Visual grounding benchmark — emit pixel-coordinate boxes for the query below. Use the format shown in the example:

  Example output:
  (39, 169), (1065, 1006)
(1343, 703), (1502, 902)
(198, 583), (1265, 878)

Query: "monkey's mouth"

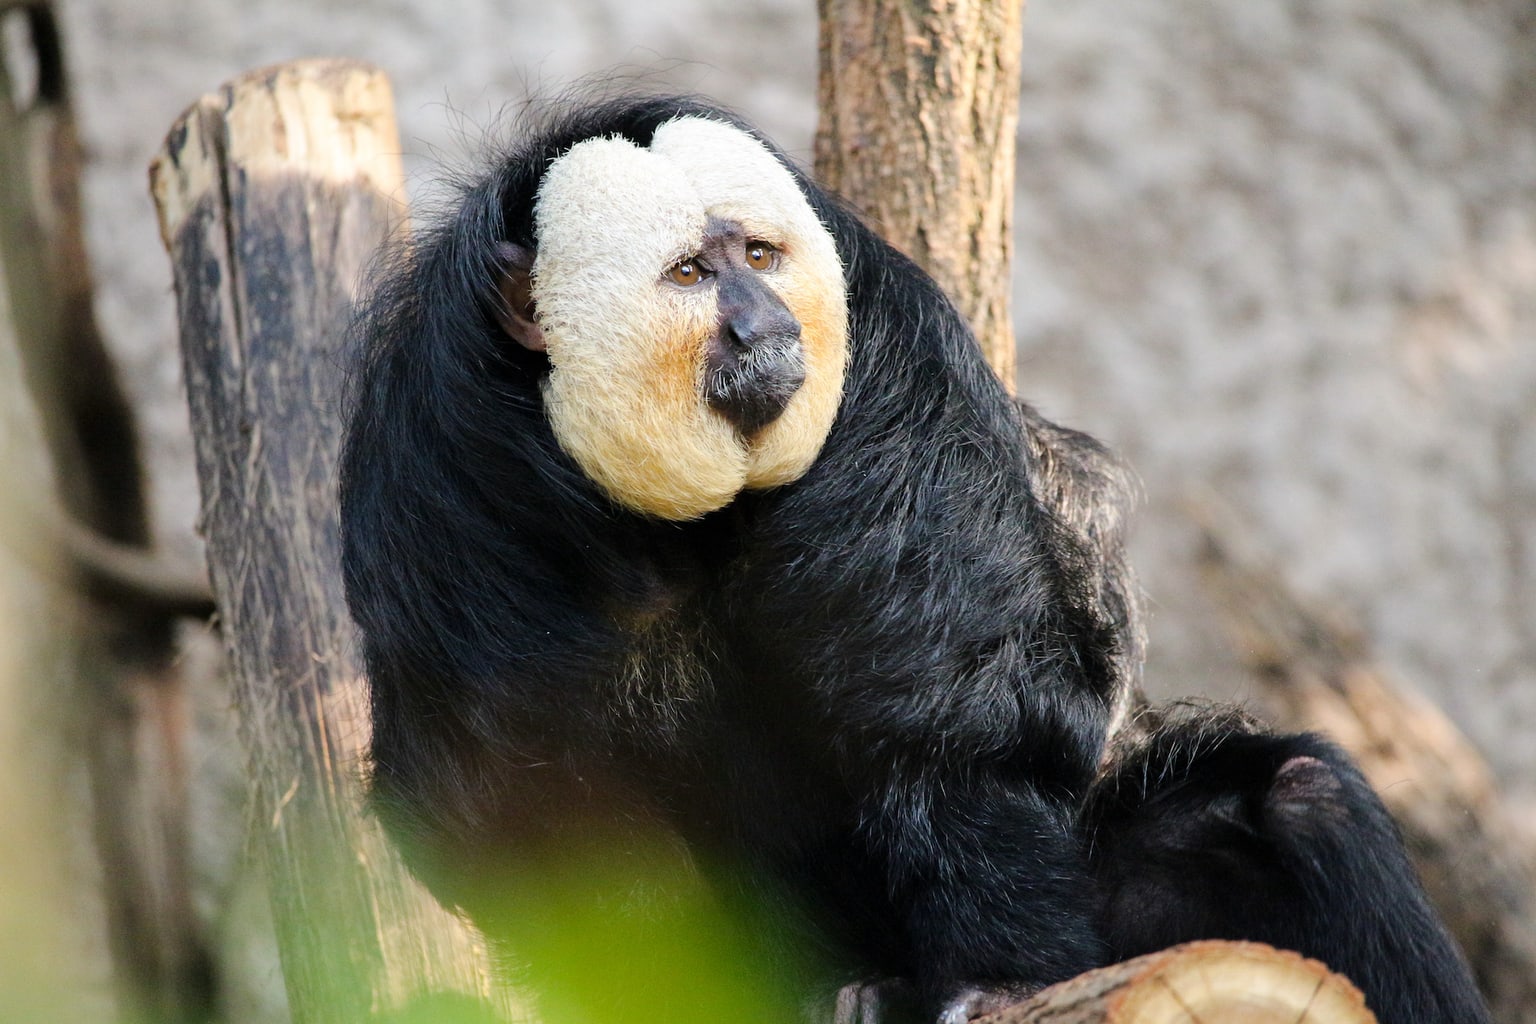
(704, 332), (806, 437)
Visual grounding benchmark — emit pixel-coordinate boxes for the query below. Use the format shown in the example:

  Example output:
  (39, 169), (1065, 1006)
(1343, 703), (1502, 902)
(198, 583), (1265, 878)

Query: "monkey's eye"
(667, 258), (710, 287)
(745, 240), (779, 271)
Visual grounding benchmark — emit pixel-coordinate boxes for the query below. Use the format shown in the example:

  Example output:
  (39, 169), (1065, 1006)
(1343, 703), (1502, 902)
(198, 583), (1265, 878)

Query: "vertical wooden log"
(149, 59), (516, 1022)
(0, 0), (149, 538)
(0, 189), (90, 1024)
(0, 3), (210, 1019)
(814, 0), (1025, 389)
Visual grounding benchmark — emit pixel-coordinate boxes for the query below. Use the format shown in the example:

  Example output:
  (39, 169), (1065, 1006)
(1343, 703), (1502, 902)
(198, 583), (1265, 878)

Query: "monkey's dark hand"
(934, 983), (1036, 1024)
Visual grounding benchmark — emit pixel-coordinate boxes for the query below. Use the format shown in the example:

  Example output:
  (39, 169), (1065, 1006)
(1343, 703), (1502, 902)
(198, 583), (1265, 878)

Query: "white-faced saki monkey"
(340, 94), (1489, 1024)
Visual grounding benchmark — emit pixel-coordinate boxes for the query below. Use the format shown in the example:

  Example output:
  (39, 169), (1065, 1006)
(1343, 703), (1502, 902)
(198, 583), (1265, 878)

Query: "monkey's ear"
(493, 242), (546, 352)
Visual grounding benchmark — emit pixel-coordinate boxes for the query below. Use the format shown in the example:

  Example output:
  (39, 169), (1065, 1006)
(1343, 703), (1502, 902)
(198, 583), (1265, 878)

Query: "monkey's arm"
(1085, 708), (1493, 1024)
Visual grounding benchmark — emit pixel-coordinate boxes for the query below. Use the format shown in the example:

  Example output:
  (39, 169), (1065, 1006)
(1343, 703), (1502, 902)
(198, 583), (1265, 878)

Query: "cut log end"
(982, 942), (1376, 1024)
(148, 57), (403, 250)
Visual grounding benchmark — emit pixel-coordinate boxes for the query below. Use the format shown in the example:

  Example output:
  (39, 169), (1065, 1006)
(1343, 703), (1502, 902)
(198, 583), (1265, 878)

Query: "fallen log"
(833, 941), (1375, 1024)
(983, 941), (1375, 1024)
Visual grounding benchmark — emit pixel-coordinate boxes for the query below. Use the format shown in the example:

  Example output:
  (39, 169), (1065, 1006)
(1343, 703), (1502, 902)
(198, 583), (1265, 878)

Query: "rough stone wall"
(1010, 1), (1536, 801)
(53, 0), (1533, 809)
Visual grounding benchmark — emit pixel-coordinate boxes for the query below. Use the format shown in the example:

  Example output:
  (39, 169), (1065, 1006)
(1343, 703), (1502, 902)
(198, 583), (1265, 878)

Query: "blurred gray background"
(55, 0), (1534, 805)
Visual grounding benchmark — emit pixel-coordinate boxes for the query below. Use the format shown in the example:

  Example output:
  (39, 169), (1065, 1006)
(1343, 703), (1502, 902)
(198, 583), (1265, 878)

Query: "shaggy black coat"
(1084, 708), (1493, 1024)
(340, 94), (1142, 1012)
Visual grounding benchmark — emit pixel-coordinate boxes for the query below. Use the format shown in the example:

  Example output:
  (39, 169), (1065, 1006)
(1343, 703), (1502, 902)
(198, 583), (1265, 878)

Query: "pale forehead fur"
(531, 117), (832, 281)
(531, 136), (704, 295)
(649, 118), (830, 249)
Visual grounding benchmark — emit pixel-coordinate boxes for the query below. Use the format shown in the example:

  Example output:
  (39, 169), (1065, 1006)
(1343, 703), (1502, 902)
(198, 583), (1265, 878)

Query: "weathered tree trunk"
(0, 2), (212, 1020)
(814, 0), (1024, 388)
(979, 942), (1375, 1024)
(0, 143), (96, 1024)
(149, 59), (516, 1023)
(1192, 501), (1536, 1024)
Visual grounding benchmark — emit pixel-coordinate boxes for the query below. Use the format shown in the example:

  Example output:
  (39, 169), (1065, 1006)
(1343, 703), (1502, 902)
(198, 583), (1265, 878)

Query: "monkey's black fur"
(339, 93), (1483, 1021)
(341, 94), (1141, 1011)
(1084, 708), (1492, 1024)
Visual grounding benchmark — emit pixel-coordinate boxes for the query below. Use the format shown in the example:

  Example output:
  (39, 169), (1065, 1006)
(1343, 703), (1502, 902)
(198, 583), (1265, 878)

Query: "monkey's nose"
(724, 305), (801, 352)
(705, 326), (805, 436)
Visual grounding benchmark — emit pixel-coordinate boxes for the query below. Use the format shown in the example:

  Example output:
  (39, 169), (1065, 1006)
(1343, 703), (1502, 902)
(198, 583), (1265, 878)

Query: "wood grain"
(814, 0), (1025, 388)
(150, 58), (518, 1023)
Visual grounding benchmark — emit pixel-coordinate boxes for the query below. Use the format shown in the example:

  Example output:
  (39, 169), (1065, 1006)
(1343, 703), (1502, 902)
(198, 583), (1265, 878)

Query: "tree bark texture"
(1192, 499), (1536, 1024)
(814, 0), (1024, 389)
(0, 111), (98, 1024)
(0, 3), (210, 1020)
(149, 58), (517, 1023)
(980, 941), (1375, 1024)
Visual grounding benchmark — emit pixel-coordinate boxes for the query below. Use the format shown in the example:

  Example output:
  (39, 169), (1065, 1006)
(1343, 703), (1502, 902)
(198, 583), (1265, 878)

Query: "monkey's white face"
(529, 117), (848, 520)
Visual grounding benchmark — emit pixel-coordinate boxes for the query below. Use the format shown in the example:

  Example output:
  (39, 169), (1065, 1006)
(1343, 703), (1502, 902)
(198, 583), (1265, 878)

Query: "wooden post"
(0, 159), (87, 1024)
(0, 2), (212, 1019)
(150, 59), (517, 1022)
(814, 0), (1024, 389)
